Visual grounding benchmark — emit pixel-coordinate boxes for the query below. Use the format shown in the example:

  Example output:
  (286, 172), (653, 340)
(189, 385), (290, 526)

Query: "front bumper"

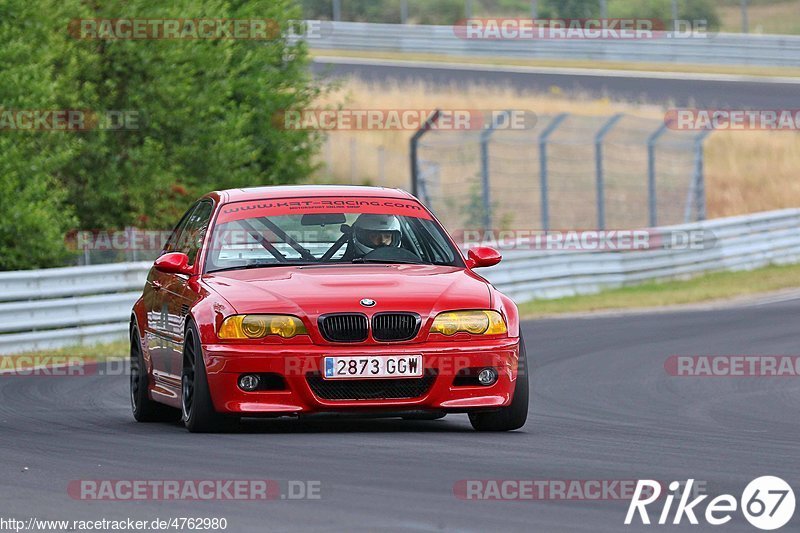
(203, 338), (521, 415)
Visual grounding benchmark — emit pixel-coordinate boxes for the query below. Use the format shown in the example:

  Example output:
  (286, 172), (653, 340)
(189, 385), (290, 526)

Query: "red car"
(130, 186), (528, 432)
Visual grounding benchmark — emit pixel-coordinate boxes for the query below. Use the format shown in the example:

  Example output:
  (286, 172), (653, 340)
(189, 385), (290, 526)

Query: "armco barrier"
(1, 209), (799, 354)
(304, 21), (800, 68)
(492, 209), (800, 301)
(0, 262), (151, 354)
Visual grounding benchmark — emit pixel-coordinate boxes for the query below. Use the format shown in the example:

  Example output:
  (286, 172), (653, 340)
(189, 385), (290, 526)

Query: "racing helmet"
(351, 214), (402, 256)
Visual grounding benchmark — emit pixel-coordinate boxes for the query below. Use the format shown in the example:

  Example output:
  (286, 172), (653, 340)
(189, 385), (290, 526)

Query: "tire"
(468, 337), (529, 432)
(130, 325), (180, 422)
(181, 321), (240, 433)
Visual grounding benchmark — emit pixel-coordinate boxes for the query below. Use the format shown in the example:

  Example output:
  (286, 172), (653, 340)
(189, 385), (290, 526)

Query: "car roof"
(210, 185), (417, 204)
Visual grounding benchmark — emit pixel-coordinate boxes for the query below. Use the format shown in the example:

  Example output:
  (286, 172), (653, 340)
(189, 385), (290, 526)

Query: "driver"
(350, 213), (402, 257)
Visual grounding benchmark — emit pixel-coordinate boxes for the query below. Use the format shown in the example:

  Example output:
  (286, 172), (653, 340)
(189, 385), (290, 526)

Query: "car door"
(161, 199), (215, 384)
(145, 202), (199, 389)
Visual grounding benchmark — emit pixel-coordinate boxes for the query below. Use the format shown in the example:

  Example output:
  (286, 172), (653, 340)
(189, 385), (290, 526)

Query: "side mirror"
(154, 252), (192, 275)
(466, 247), (502, 269)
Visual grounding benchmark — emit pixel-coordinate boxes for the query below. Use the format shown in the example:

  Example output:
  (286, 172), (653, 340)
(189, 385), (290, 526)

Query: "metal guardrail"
(491, 209), (800, 302)
(0, 262), (150, 302)
(0, 262), (150, 354)
(305, 21), (800, 67)
(1, 209), (800, 354)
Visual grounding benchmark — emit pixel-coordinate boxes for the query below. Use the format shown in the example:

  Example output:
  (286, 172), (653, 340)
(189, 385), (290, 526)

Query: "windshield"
(204, 197), (464, 273)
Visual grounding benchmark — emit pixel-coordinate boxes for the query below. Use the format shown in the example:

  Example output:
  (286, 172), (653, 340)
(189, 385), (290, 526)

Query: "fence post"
(694, 129), (713, 221)
(479, 128), (492, 231)
(416, 161), (439, 207)
(671, 0), (679, 30)
(479, 111), (512, 231)
(538, 113), (568, 231)
(410, 109), (441, 198)
(741, 0), (749, 33)
(647, 122), (670, 227)
(127, 227), (138, 262)
(594, 113), (624, 230)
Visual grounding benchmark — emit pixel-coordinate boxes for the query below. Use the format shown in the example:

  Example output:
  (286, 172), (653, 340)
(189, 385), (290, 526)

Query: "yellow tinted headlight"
(460, 312), (490, 334)
(219, 315), (307, 339)
(268, 315), (303, 338)
(218, 315), (245, 339)
(430, 310), (507, 336)
(242, 316), (269, 338)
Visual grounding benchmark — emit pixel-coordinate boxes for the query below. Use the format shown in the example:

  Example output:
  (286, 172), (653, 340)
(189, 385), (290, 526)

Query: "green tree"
(301, 0), (465, 24)
(0, 0), (85, 270)
(62, 0), (324, 229)
(609, 0), (720, 30)
(539, 0), (601, 18)
(0, 0), (324, 270)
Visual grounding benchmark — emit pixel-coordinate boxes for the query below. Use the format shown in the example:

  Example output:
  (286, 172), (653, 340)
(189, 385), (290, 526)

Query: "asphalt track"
(311, 57), (800, 108)
(2, 298), (798, 532)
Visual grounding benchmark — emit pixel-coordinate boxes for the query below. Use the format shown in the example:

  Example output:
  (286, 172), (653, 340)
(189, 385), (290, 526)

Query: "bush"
(0, 0), (84, 270)
(60, 0), (325, 230)
(301, 0), (465, 24)
(0, 0), (324, 269)
(609, 0), (720, 30)
(539, 0), (600, 18)
(0, 171), (77, 271)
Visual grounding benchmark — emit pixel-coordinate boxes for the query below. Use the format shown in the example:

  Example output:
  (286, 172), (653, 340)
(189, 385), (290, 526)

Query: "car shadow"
(127, 413), (530, 435)
(235, 415), (475, 434)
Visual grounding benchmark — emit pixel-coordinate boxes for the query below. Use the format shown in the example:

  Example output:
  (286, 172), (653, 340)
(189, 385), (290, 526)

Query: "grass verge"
(518, 262), (800, 317)
(0, 339), (128, 372)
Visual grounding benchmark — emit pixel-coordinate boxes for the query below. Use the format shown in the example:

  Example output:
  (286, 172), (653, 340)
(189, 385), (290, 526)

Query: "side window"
(163, 202), (199, 255)
(179, 200), (214, 265)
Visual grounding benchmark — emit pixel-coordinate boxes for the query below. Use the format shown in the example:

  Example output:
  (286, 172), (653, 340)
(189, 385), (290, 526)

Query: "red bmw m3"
(130, 186), (528, 432)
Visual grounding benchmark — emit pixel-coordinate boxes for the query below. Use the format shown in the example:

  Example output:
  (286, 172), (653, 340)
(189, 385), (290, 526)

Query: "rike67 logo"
(626, 477), (795, 530)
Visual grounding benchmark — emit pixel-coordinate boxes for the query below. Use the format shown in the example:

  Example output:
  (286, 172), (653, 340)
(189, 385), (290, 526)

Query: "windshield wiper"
(351, 258), (425, 265)
(208, 262), (315, 273)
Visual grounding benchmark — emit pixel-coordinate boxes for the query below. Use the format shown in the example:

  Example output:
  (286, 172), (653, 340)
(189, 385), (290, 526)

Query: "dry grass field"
(309, 79), (800, 222)
(719, 0), (800, 35)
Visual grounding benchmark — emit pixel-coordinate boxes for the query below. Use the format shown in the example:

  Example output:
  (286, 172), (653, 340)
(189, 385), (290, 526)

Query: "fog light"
(477, 368), (498, 386)
(238, 374), (260, 392)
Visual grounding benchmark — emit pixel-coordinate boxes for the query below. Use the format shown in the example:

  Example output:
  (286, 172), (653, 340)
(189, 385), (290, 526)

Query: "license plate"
(323, 355), (423, 380)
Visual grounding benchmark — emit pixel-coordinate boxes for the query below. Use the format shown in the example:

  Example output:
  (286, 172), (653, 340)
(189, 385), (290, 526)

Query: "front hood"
(203, 264), (491, 318)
